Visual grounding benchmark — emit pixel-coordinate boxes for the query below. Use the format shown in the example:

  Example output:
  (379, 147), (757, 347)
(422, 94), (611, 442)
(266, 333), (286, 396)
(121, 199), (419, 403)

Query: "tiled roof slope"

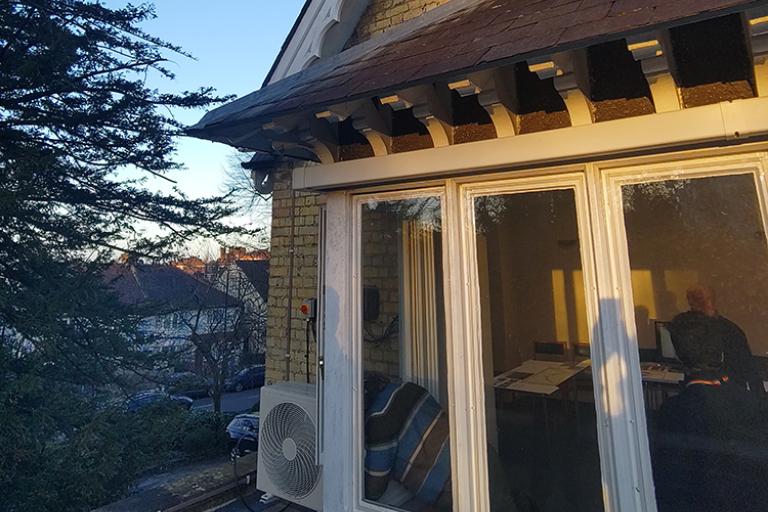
(191, 0), (763, 134)
(104, 263), (239, 312)
(235, 260), (270, 300)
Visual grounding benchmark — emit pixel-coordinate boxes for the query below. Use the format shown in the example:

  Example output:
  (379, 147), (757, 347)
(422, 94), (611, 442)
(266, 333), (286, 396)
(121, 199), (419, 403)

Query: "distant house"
(172, 248), (271, 356)
(104, 263), (241, 359)
(205, 258), (270, 356)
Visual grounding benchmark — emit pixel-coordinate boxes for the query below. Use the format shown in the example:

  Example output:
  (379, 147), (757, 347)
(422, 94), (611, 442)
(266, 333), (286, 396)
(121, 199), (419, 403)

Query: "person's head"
(686, 285), (717, 316)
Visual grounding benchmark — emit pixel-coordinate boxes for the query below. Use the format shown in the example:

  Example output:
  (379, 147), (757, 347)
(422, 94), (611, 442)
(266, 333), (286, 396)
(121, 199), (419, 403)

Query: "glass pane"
(360, 196), (452, 512)
(474, 189), (605, 512)
(622, 174), (768, 511)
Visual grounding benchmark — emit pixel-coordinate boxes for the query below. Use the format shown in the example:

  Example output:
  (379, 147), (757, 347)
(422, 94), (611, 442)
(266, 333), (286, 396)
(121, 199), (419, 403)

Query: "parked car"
(227, 413), (259, 457)
(164, 371), (212, 399)
(125, 390), (193, 412)
(224, 365), (265, 393)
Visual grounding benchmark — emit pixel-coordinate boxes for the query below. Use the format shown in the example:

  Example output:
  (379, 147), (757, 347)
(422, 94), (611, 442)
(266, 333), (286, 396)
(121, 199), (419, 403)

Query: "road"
(192, 388), (261, 413)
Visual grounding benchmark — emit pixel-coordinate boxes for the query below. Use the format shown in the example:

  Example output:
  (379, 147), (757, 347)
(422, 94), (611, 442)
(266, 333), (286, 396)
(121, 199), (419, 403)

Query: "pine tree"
(0, 2), (244, 509)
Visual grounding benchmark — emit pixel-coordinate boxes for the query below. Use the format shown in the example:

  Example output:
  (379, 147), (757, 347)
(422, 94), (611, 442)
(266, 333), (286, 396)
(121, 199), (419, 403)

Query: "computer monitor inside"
(654, 321), (679, 363)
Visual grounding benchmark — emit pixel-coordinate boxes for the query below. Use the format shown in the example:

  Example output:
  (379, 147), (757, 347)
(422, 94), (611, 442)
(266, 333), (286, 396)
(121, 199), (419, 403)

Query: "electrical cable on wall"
(284, 187), (297, 380)
(305, 319), (313, 384)
(364, 315), (399, 344)
(299, 299), (318, 384)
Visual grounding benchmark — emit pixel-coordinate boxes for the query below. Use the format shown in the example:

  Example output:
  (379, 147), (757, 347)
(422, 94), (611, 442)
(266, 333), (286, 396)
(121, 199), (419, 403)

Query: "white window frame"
(595, 152), (768, 512)
(349, 187), (458, 512)
(321, 146), (768, 512)
(455, 171), (625, 511)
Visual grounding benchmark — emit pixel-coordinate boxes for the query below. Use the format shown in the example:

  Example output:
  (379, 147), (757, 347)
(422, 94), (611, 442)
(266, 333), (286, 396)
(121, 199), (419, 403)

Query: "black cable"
(363, 315), (399, 344)
(305, 319), (311, 384)
(232, 434), (259, 512)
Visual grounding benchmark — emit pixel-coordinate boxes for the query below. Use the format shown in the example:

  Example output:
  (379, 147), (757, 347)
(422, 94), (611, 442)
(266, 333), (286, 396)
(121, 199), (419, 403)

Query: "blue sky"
(104, 1), (305, 254)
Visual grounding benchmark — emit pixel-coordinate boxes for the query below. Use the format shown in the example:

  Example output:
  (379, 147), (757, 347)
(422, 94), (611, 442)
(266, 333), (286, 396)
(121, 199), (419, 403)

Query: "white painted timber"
(293, 96), (768, 190)
(450, 70), (518, 138)
(627, 33), (681, 112)
(394, 85), (453, 148)
(322, 191), (354, 512)
(529, 52), (593, 126)
(350, 101), (392, 157)
(267, 0), (370, 84)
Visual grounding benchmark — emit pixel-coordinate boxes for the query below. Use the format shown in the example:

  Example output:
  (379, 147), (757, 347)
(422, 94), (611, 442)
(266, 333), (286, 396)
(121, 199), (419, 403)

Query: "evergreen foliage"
(0, 2), (242, 509)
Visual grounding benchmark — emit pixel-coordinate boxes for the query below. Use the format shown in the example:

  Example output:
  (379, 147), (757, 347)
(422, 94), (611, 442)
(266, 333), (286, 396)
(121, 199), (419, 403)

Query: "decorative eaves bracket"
(448, 68), (518, 138)
(298, 117), (337, 165)
(626, 32), (681, 112)
(528, 51), (593, 126)
(260, 114), (336, 164)
(316, 100), (393, 156)
(380, 85), (454, 147)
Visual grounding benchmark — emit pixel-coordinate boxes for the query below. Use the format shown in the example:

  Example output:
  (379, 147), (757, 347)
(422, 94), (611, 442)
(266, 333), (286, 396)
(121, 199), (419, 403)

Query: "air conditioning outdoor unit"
(257, 381), (322, 510)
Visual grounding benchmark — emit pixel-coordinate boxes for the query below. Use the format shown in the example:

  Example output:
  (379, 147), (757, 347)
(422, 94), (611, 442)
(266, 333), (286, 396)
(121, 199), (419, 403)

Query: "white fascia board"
(293, 96), (768, 190)
(267, 0), (370, 85)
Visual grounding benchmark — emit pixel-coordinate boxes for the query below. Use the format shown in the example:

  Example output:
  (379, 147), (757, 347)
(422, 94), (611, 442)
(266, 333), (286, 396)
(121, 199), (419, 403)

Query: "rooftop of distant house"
(104, 262), (241, 313)
(234, 259), (270, 300)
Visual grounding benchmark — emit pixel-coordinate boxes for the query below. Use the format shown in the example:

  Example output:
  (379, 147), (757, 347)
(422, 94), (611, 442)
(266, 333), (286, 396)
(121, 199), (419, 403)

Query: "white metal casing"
(257, 381), (323, 510)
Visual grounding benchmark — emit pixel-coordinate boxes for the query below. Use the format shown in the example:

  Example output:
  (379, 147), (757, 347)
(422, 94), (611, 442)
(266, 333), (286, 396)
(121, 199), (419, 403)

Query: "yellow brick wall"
(265, 166), (325, 385)
(360, 207), (402, 379)
(349, 0), (453, 45)
(264, 1), (455, 385)
(265, 167), (403, 385)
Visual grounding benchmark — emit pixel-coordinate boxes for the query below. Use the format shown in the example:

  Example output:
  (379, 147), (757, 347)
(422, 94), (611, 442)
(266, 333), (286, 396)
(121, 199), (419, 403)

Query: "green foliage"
(0, 1), (249, 510)
(0, 356), (233, 512)
(0, 363), (147, 511)
(174, 411), (234, 458)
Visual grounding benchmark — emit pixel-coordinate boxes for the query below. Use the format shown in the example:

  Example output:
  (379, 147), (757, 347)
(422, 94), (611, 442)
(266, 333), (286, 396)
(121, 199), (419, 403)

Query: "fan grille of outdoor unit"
(262, 402), (320, 499)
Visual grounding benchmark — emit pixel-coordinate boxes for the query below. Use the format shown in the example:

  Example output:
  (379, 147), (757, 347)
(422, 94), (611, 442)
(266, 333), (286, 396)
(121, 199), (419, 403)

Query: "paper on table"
(505, 382), (559, 395)
(524, 367), (577, 387)
(494, 372), (534, 388)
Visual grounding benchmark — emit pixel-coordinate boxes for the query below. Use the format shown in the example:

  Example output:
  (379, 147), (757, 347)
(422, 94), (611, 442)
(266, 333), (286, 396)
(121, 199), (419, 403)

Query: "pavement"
(192, 388), (261, 413)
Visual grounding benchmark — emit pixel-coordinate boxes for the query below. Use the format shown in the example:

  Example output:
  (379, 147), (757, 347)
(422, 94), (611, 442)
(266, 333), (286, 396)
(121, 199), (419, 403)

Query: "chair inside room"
(533, 341), (569, 362)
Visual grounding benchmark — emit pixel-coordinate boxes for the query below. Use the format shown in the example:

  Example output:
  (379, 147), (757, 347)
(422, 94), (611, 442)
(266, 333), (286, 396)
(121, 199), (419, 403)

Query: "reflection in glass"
(360, 196), (452, 512)
(623, 174), (768, 511)
(474, 190), (605, 512)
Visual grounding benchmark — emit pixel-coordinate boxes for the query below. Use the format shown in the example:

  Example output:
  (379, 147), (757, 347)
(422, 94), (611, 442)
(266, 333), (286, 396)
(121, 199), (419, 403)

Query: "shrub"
(174, 411), (234, 458)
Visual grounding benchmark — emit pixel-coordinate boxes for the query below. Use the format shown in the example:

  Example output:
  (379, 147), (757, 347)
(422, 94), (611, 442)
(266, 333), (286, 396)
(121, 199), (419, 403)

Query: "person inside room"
(669, 284), (764, 394)
(651, 285), (768, 512)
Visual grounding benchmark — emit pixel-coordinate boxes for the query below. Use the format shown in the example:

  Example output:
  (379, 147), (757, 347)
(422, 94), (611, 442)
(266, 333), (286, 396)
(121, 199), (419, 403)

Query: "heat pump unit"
(257, 381), (322, 510)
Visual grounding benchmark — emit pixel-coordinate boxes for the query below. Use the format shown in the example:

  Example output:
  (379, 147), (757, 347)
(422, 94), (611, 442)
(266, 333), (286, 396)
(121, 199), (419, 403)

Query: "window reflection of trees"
(475, 192), (568, 234)
(363, 197), (442, 230)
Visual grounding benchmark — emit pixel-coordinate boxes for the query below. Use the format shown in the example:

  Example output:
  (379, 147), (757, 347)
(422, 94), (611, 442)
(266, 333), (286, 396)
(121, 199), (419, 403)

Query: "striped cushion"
(365, 382), (452, 510)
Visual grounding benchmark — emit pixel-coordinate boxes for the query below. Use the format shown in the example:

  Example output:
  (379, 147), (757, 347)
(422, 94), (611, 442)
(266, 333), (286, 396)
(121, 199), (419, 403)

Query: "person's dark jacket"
(669, 311), (763, 393)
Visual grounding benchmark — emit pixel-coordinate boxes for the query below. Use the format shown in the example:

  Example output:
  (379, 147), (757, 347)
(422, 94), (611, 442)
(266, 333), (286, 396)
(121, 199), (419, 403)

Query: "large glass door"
(347, 153), (768, 512)
(603, 157), (768, 512)
(462, 175), (607, 512)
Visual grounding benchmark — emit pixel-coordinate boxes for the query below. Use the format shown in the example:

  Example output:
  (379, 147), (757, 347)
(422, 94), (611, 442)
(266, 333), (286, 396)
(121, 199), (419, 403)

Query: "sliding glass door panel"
(469, 183), (605, 512)
(610, 166), (768, 512)
(358, 194), (454, 512)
